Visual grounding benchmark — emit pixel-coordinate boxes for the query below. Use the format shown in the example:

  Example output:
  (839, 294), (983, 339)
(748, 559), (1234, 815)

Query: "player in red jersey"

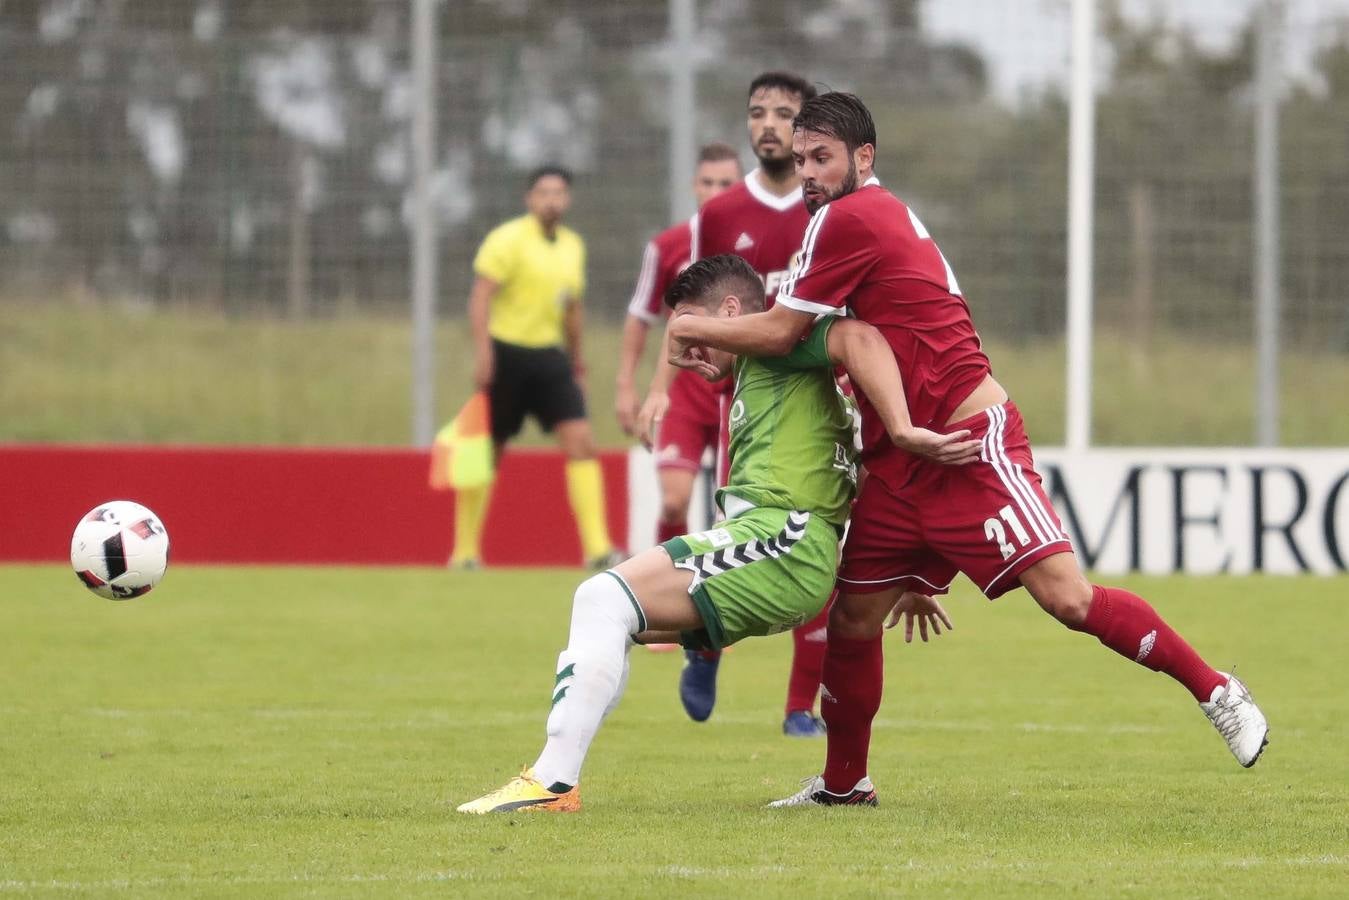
(616, 143), (742, 555)
(669, 92), (1270, 806)
(636, 72), (817, 450)
(637, 72), (835, 738)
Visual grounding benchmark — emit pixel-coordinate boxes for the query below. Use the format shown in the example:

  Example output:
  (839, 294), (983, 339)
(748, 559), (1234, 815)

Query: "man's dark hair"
(792, 91), (876, 153)
(747, 71), (817, 104)
(697, 141), (741, 165)
(526, 165), (573, 189)
(664, 254), (765, 313)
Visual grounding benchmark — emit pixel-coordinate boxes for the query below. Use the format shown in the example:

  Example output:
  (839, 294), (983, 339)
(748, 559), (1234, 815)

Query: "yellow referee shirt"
(473, 214), (586, 349)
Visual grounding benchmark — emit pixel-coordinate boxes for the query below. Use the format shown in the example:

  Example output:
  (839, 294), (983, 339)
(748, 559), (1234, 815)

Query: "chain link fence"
(1, 0), (1346, 445)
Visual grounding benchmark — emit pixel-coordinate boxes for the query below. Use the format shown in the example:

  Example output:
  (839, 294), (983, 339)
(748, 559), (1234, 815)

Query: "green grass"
(4, 301), (1349, 447)
(1, 565), (1345, 897)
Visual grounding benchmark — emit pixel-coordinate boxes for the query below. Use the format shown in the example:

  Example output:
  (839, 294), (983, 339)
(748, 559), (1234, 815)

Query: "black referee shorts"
(488, 339), (587, 444)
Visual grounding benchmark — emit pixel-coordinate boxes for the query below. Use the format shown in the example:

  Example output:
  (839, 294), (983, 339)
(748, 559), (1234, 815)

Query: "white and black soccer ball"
(70, 501), (170, 600)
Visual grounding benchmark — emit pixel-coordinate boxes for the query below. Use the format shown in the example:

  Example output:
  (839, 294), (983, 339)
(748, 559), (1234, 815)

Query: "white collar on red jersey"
(863, 175), (881, 187)
(743, 168), (805, 212)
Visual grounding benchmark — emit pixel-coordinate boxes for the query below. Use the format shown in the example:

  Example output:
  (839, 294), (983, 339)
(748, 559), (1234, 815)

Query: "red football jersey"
(626, 216), (695, 324)
(692, 170), (810, 305)
(777, 179), (992, 485)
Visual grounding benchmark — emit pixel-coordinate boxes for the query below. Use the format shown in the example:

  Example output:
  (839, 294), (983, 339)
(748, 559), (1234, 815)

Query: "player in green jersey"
(457, 255), (951, 814)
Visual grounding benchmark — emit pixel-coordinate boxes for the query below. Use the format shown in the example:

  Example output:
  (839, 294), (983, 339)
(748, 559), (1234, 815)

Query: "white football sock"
(603, 643), (632, 722)
(532, 572), (644, 790)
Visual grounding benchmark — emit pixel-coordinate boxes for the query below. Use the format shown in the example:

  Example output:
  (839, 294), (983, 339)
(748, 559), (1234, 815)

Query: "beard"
(803, 159), (859, 214)
(755, 138), (793, 178)
(757, 150), (793, 179)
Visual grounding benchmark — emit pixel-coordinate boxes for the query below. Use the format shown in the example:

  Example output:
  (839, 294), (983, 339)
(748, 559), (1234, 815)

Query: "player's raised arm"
(668, 300), (814, 362)
(671, 191), (866, 362)
(824, 319), (982, 467)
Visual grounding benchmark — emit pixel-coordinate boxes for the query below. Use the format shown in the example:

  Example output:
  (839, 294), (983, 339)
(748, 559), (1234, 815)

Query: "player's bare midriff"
(945, 373), (1009, 426)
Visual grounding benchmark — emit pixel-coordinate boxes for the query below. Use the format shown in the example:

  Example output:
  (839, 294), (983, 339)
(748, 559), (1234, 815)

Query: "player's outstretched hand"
(893, 427), (983, 466)
(683, 358), (724, 381)
(667, 341), (711, 373)
(666, 317), (710, 372)
(615, 382), (639, 435)
(885, 591), (954, 643)
(635, 392), (670, 450)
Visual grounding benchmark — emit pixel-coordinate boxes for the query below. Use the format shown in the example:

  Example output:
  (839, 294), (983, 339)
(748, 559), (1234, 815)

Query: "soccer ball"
(70, 501), (170, 600)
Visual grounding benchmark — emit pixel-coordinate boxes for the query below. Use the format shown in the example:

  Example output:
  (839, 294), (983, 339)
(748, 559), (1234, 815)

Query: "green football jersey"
(717, 317), (858, 527)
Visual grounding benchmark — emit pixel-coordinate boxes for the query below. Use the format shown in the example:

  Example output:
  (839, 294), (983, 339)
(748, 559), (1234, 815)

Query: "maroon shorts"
(655, 368), (721, 472)
(839, 402), (1072, 599)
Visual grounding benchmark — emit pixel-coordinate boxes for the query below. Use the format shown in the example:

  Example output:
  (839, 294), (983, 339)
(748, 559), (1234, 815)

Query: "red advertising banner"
(3, 445), (628, 567)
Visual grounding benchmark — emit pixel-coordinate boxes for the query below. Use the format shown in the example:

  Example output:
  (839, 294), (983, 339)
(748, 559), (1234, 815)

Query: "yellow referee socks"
(451, 484), (490, 566)
(565, 459), (613, 561)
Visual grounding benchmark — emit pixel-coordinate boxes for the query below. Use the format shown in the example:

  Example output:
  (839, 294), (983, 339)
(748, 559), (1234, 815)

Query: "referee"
(453, 165), (620, 569)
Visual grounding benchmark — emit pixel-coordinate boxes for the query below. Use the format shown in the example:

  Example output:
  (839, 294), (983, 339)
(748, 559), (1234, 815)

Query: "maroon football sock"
(784, 597), (832, 715)
(1076, 584), (1226, 702)
(656, 518), (685, 545)
(820, 632), (884, 794)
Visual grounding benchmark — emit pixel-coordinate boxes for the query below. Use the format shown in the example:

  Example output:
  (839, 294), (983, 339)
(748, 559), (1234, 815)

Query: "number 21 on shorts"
(983, 505), (1031, 560)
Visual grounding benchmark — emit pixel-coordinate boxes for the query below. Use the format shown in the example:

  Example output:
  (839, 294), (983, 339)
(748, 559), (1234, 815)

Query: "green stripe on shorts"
(603, 571), (647, 633)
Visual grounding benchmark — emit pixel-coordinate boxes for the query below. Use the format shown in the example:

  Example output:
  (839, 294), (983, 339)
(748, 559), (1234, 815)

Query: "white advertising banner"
(625, 446), (716, 554)
(627, 447), (1349, 576)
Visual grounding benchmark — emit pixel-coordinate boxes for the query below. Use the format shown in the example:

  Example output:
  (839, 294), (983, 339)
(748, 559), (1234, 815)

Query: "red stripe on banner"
(2, 444), (628, 567)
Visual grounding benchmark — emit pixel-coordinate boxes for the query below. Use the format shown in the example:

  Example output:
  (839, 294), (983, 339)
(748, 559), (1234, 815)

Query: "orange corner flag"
(430, 392), (494, 491)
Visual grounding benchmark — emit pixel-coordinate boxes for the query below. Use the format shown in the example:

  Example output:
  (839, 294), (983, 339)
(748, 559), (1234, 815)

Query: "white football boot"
(1200, 672), (1269, 768)
(767, 774), (877, 808)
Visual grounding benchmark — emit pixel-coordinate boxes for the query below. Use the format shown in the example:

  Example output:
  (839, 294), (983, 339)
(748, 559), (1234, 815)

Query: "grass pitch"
(6, 301), (1349, 448)
(2, 565), (1346, 897)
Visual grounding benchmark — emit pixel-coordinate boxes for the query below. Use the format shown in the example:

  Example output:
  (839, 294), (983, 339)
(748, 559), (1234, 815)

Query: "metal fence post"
(411, 0), (439, 446)
(668, 0), (697, 224)
(1254, 0), (1283, 447)
(1065, 0), (1096, 453)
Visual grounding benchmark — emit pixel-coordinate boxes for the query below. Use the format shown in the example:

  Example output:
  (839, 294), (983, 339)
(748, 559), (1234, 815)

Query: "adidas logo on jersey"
(734, 232), (755, 251)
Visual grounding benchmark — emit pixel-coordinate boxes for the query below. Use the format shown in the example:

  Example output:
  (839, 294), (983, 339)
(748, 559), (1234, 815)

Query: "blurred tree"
(1282, 35), (1349, 349)
(0, 0), (1343, 347)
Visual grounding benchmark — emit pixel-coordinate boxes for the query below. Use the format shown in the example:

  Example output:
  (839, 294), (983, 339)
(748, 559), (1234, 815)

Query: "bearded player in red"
(670, 92), (1269, 806)
(637, 71), (833, 737)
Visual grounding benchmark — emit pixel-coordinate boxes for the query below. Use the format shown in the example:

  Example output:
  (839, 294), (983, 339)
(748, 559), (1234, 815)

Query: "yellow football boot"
(456, 768), (581, 814)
